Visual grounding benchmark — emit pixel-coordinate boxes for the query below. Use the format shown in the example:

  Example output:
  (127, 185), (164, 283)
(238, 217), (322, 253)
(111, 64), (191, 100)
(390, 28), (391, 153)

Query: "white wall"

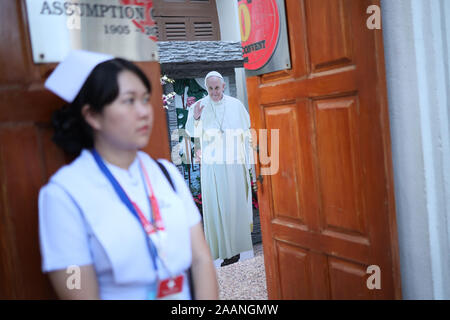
(216, 0), (249, 110)
(216, 0), (241, 41)
(381, 0), (450, 299)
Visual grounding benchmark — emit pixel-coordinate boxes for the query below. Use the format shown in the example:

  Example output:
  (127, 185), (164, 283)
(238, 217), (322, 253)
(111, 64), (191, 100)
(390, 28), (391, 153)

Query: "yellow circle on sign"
(239, 3), (251, 42)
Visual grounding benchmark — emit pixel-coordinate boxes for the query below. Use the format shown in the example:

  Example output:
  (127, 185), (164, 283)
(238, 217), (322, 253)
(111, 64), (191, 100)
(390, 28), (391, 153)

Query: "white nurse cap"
(45, 50), (114, 103)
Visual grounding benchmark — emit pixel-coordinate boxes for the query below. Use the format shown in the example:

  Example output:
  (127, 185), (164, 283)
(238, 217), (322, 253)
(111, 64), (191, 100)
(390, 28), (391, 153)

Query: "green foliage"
(173, 79), (207, 101)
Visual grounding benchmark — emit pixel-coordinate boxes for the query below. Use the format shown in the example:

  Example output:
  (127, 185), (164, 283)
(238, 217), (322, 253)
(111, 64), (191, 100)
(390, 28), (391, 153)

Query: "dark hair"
(51, 58), (151, 155)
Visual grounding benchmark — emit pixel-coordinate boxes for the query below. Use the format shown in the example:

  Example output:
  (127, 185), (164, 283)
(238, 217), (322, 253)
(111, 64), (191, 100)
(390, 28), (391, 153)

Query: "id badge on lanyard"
(135, 206), (185, 300)
(90, 150), (185, 300)
(147, 273), (185, 300)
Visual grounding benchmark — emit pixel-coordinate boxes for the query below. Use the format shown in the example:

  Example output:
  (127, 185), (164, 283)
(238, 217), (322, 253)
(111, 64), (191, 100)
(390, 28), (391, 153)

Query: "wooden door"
(247, 0), (401, 299)
(0, 1), (169, 299)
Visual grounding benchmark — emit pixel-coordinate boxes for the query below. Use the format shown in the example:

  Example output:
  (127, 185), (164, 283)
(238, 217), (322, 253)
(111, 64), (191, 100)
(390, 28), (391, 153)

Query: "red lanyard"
(128, 157), (165, 236)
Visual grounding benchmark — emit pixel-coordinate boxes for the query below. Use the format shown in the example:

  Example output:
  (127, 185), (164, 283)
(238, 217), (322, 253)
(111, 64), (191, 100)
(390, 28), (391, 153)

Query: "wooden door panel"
(0, 90), (60, 123)
(305, 0), (353, 72)
(259, 70), (357, 104)
(248, 0), (401, 299)
(0, 126), (56, 298)
(264, 103), (304, 222)
(276, 241), (312, 299)
(38, 125), (70, 180)
(0, 0), (32, 85)
(272, 223), (370, 266)
(328, 257), (373, 299)
(314, 96), (367, 235)
(275, 241), (332, 299)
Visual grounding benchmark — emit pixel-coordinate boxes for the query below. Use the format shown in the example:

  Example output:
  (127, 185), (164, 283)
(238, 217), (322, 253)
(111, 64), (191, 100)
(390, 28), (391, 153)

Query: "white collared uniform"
(38, 150), (201, 299)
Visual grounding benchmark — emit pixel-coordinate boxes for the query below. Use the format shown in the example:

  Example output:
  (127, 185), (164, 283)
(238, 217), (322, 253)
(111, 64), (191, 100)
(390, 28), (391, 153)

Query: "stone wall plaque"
(25, 0), (159, 63)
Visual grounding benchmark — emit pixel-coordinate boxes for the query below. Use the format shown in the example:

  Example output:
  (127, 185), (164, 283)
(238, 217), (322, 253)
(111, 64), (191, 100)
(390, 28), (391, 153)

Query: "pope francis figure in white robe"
(185, 71), (254, 263)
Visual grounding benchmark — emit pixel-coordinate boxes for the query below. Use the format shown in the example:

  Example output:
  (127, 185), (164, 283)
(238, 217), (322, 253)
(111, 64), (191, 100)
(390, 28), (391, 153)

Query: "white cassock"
(186, 94), (254, 260)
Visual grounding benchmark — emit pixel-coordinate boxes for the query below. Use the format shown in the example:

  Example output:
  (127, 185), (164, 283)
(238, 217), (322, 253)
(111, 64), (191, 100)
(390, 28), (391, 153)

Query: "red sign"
(239, 0), (280, 71)
(120, 0), (157, 41)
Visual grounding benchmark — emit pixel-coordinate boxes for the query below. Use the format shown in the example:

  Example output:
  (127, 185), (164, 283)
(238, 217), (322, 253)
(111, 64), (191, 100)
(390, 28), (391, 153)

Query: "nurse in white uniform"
(38, 50), (218, 300)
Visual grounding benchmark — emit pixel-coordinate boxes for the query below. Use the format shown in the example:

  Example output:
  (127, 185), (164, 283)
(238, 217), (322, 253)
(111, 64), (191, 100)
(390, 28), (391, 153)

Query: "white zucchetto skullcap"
(45, 50), (114, 103)
(204, 71), (224, 87)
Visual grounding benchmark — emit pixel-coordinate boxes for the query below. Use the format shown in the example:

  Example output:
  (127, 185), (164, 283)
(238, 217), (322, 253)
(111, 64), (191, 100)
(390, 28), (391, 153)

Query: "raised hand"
(193, 101), (205, 120)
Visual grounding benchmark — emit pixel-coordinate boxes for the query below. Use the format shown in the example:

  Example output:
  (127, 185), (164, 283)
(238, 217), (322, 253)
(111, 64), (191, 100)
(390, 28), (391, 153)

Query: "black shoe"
(220, 254), (240, 267)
